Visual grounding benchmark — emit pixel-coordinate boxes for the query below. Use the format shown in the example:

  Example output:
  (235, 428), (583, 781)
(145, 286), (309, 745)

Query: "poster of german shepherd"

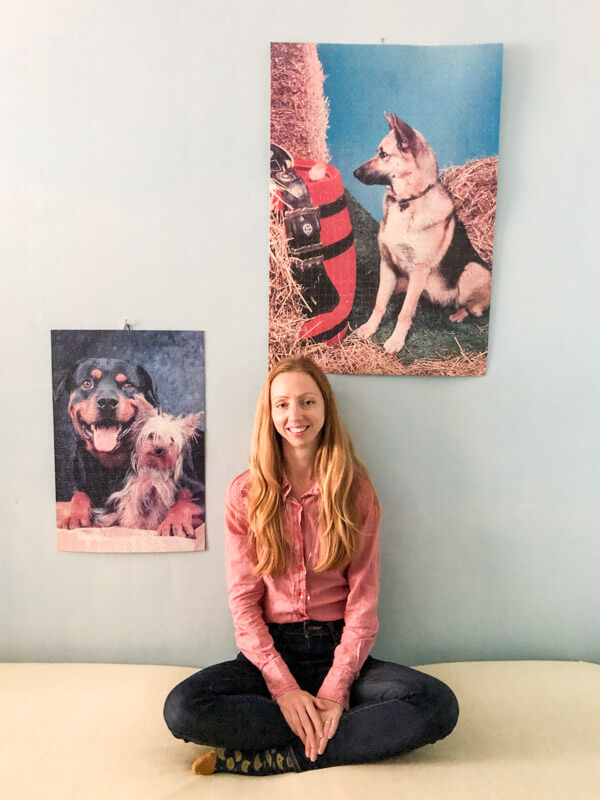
(270, 43), (503, 376)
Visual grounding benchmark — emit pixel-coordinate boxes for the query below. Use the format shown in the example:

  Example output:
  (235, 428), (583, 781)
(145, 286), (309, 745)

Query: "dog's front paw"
(158, 499), (204, 538)
(354, 321), (379, 339)
(57, 492), (92, 529)
(449, 308), (469, 323)
(383, 334), (407, 353)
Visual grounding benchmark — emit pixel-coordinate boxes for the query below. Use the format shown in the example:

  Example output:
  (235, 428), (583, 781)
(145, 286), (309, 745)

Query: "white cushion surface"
(1, 661), (599, 799)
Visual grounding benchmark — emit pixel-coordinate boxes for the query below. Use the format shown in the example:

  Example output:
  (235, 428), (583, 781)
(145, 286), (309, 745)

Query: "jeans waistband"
(268, 619), (344, 637)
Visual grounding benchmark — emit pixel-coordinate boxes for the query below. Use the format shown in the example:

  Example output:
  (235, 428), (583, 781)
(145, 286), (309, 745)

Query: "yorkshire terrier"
(98, 410), (202, 532)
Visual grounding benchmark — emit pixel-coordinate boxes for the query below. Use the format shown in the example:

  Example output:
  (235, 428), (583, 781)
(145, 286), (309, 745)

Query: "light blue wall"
(1, 0), (598, 668)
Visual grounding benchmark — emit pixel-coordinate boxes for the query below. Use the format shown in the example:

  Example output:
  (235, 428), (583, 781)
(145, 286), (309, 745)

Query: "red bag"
(271, 146), (356, 346)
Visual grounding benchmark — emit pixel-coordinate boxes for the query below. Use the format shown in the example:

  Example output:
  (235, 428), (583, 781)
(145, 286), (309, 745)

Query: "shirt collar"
(281, 471), (319, 500)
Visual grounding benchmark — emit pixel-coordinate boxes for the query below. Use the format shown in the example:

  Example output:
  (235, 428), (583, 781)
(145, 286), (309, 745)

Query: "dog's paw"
(57, 493), (92, 529)
(354, 321), (378, 339)
(158, 500), (204, 538)
(449, 308), (469, 323)
(383, 335), (406, 353)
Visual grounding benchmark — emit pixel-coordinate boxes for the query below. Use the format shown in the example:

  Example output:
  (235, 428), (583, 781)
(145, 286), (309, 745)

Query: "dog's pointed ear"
(384, 112), (419, 155)
(181, 411), (203, 441)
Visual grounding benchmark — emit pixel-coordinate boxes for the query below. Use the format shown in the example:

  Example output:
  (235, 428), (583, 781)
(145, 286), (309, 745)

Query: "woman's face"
(270, 370), (326, 455)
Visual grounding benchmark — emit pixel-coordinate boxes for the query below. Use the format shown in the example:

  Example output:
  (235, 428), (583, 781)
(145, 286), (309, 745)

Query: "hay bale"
(270, 42), (329, 162)
(441, 156), (498, 266)
(268, 211), (307, 363)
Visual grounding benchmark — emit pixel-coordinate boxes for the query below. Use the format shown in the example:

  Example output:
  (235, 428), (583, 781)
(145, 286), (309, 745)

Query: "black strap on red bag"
(270, 144), (339, 317)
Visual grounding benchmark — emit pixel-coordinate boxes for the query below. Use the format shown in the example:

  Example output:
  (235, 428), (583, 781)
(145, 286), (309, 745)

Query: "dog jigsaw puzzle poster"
(51, 330), (206, 553)
(270, 43), (503, 376)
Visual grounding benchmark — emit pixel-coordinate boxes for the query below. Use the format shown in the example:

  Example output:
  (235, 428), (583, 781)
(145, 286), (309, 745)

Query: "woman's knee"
(432, 680), (459, 738)
(163, 686), (180, 736)
(358, 662), (459, 739)
(353, 660), (448, 706)
(163, 685), (191, 739)
(413, 677), (459, 740)
(163, 676), (213, 739)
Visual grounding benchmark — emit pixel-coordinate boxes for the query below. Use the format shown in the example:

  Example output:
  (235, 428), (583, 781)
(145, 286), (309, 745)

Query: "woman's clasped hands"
(276, 688), (343, 761)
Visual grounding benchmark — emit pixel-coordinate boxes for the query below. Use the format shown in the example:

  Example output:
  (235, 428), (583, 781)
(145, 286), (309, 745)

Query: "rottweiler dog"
(54, 358), (160, 528)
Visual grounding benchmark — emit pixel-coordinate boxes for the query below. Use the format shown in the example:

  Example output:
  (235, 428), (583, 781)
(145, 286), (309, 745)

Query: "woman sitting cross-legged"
(163, 356), (459, 775)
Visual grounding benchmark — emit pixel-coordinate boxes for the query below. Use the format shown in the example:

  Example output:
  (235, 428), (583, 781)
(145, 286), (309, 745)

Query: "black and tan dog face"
(353, 112), (437, 189)
(57, 358), (159, 466)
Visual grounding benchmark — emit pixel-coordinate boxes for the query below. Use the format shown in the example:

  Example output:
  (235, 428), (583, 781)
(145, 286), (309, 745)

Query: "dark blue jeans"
(163, 620), (459, 771)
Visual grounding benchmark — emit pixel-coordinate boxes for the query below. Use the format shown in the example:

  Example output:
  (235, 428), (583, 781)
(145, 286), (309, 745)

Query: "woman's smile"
(287, 425), (309, 434)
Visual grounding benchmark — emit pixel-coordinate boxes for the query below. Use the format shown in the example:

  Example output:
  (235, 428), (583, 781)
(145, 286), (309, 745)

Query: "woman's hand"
(314, 697), (344, 755)
(276, 688), (324, 761)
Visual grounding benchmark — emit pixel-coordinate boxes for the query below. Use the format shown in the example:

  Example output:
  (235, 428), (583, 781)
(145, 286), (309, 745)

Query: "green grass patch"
(375, 298), (489, 366)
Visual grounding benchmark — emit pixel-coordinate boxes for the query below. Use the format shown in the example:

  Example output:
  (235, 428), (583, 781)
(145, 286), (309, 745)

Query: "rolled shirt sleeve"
(224, 477), (300, 699)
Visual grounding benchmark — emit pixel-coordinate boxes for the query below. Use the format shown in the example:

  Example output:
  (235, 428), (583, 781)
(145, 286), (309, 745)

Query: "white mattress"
(1, 660), (599, 799)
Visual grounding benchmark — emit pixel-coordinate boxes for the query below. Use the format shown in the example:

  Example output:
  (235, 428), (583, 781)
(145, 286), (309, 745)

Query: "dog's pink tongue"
(93, 426), (119, 453)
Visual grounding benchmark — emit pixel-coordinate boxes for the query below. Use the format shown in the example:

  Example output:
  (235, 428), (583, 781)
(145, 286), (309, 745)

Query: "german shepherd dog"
(353, 113), (491, 353)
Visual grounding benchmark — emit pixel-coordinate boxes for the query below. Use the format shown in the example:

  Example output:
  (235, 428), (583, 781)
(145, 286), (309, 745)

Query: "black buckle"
(284, 207), (322, 255)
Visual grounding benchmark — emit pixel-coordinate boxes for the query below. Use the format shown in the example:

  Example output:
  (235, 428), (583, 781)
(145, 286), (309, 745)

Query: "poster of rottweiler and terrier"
(51, 330), (205, 553)
(270, 42), (503, 376)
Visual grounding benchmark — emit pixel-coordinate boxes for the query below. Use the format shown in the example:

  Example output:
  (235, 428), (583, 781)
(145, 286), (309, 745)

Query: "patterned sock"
(192, 746), (299, 776)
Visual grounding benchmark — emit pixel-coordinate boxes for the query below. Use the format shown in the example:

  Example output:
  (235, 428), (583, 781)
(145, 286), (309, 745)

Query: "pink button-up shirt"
(224, 470), (380, 708)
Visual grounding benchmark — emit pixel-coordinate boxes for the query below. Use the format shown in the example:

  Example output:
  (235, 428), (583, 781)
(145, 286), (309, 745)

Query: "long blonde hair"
(248, 357), (379, 577)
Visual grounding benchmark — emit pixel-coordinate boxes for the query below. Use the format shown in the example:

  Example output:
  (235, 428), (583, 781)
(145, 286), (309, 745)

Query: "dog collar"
(394, 182), (436, 211)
